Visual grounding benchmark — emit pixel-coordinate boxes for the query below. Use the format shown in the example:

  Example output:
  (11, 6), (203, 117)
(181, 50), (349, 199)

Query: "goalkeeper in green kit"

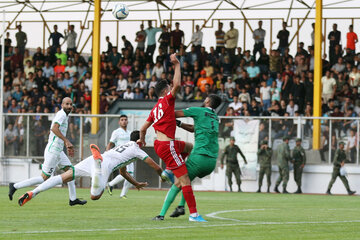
(153, 94), (222, 220)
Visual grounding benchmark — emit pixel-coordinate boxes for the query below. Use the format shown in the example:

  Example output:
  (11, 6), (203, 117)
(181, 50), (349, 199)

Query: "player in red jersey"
(138, 53), (206, 222)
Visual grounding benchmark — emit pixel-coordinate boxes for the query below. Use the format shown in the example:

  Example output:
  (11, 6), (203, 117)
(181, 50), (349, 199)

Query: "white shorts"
(74, 155), (112, 189)
(126, 162), (135, 173)
(42, 148), (72, 177)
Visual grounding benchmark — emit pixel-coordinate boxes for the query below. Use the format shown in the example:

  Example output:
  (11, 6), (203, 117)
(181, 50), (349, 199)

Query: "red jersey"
(147, 92), (176, 139)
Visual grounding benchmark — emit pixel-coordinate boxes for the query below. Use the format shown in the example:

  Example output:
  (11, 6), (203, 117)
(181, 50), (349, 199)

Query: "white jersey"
(74, 141), (148, 178)
(109, 128), (131, 147)
(47, 109), (69, 153)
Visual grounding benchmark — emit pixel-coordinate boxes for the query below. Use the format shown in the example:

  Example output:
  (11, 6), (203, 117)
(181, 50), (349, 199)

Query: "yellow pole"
(313, 0), (322, 149)
(91, 0), (101, 134)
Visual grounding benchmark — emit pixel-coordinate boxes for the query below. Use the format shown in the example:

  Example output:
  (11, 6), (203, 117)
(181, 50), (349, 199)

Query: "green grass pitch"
(1, 186), (360, 239)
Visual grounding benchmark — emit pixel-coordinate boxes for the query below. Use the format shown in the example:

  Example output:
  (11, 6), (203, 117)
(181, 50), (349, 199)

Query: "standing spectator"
(158, 24), (170, 54)
(346, 129), (357, 163)
(4, 31), (11, 53)
(220, 137), (247, 192)
(321, 70), (336, 104)
(48, 25), (64, 54)
(326, 142), (356, 195)
(257, 140), (272, 193)
(224, 21), (238, 59)
(4, 123), (18, 155)
(247, 61), (260, 86)
(15, 25), (27, 55)
(24, 60), (35, 78)
(274, 136), (291, 194)
(135, 24), (146, 52)
(310, 22), (324, 47)
(145, 20), (162, 62)
(33, 47), (45, 64)
(121, 35), (134, 55)
(286, 99), (299, 116)
(215, 22), (225, 53)
(253, 20), (266, 60)
(191, 24), (203, 53)
(11, 47), (24, 71)
(33, 120), (46, 156)
(328, 23), (341, 61)
(346, 25), (358, 54)
(105, 36), (113, 54)
(64, 24), (77, 54)
(170, 22), (185, 52)
(277, 22), (289, 55)
(260, 81), (271, 111)
(108, 46), (121, 68)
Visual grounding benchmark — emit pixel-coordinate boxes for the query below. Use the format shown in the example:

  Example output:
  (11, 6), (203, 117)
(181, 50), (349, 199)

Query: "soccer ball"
(112, 3), (129, 20)
(161, 169), (175, 184)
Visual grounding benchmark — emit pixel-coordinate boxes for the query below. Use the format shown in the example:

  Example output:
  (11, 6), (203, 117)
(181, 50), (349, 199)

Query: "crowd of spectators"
(1, 20), (360, 157)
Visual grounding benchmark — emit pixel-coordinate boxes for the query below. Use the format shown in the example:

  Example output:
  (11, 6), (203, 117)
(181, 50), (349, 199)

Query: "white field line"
(2, 209), (360, 235)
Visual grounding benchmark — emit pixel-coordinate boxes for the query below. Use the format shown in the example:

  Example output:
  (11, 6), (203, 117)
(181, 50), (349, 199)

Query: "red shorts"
(154, 140), (187, 176)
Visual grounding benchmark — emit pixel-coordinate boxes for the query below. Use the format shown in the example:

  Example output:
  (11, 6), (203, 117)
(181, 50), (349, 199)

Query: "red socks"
(182, 185), (197, 214)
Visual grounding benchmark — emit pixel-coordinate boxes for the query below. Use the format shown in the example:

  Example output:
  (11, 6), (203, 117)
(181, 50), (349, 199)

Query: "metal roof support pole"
(286, 0), (294, 24)
(313, 0), (322, 150)
(288, 1), (315, 47)
(77, 3), (92, 49)
(0, 4), (25, 38)
(91, 0), (101, 134)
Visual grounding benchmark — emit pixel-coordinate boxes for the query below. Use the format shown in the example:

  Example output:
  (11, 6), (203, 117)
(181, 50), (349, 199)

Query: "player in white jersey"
(106, 115), (135, 198)
(18, 131), (171, 206)
(9, 97), (86, 206)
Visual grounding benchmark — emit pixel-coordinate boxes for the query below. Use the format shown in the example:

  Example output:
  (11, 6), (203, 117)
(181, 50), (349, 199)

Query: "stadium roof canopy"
(1, 0), (360, 21)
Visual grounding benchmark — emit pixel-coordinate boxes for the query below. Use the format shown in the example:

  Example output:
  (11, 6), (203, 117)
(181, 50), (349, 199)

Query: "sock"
(179, 192), (186, 207)
(182, 185), (197, 215)
(32, 175), (63, 198)
(67, 180), (76, 201)
(108, 174), (125, 187)
(159, 185), (181, 216)
(91, 160), (103, 196)
(14, 176), (44, 189)
(120, 173), (133, 197)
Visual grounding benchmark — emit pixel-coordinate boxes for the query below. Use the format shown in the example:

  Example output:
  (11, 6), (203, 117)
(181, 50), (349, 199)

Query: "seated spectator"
(270, 80), (281, 102)
(123, 86), (134, 99)
(135, 73), (148, 94)
(197, 70), (214, 92)
(239, 87), (251, 104)
(116, 73), (127, 94)
(224, 76), (236, 91)
(194, 89), (203, 100)
(331, 57), (345, 74)
(246, 60), (260, 86)
(54, 58), (65, 79)
(203, 60), (214, 77)
(65, 59), (77, 77)
(143, 63), (153, 81)
(63, 72), (74, 89)
(23, 49), (33, 66)
(286, 99), (299, 116)
(24, 60), (35, 79)
(133, 87), (144, 99)
(228, 95), (242, 114)
(249, 99), (260, 116)
(12, 85), (23, 102)
(42, 61), (54, 79)
(152, 61), (164, 79)
(55, 47), (67, 66)
(146, 87), (157, 100)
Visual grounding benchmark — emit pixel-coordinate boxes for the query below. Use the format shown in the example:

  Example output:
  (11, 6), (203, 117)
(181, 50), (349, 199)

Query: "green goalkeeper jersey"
(182, 107), (219, 158)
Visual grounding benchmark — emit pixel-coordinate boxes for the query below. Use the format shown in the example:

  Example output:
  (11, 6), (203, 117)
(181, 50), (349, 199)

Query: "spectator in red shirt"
(11, 47), (24, 71)
(346, 25), (358, 54)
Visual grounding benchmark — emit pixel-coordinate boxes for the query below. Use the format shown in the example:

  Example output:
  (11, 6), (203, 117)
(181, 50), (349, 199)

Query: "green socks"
(159, 185), (181, 216)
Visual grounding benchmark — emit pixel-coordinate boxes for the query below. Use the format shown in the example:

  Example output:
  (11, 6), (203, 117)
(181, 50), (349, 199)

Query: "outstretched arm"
(144, 157), (163, 176)
(119, 167), (148, 190)
(170, 53), (181, 96)
(175, 110), (194, 132)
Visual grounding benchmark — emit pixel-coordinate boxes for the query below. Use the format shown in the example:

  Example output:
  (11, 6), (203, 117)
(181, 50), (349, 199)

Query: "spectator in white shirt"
(321, 70), (336, 103)
(228, 96), (242, 114)
(349, 66), (360, 87)
(116, 73), (128, 93)
(260, 81), (271, 110)
(191, 24), (203, 53)
(123, 86), (134, 99)
(347, 129), (357, 163)
(152, 61), (164, 80)
(84, 72), (92, 91)
(286, 99), (299, 116)
(135, 73), (148, 93)
(224, 76), (236, 91)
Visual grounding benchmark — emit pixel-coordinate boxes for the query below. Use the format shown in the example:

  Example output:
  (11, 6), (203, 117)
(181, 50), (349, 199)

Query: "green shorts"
(186, 153), (217, 181)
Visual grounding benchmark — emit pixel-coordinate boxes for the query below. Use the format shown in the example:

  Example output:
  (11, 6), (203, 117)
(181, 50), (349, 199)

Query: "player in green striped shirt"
(153, 94), (222, 220)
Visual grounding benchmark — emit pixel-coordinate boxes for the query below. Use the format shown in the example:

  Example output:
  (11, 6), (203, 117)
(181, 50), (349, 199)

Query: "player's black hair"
(130, 130), (140, 142)
(119, 114), (127, 119)
(154, 79), (169, 97)
(208, 94), (222, 109)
